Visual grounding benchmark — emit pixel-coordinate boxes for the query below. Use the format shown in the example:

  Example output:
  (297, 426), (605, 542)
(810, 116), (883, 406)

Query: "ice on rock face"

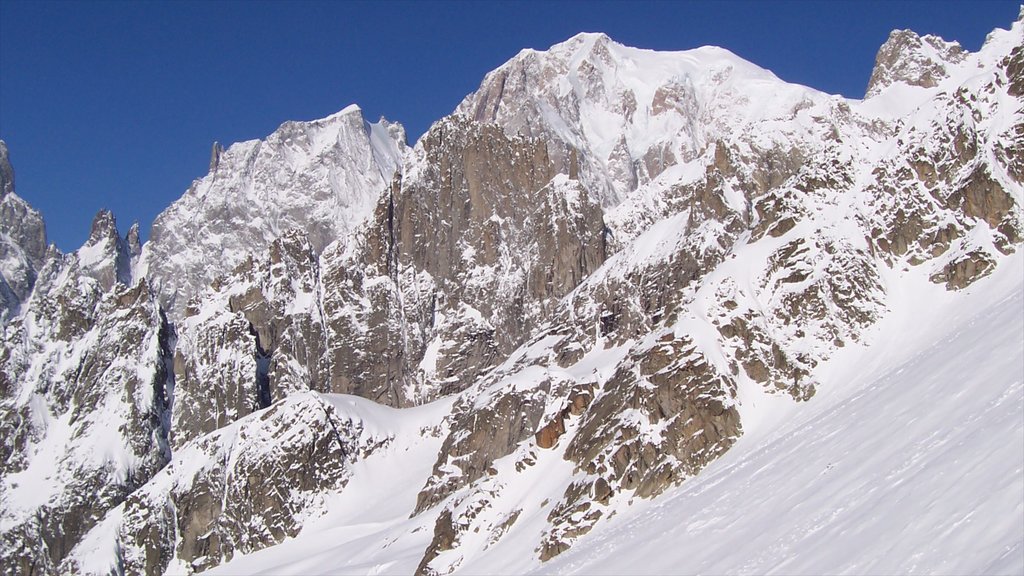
(139, 105), (408, 320)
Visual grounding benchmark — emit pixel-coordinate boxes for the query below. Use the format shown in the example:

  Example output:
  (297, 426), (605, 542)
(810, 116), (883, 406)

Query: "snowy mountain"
(1, 9), (1022, 576)
(139, 105), (407, 319)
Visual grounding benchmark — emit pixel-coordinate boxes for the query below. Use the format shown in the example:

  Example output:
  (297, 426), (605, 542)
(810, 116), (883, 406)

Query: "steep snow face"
(139, 105), (407, 319)
(457, 32), (838, 209)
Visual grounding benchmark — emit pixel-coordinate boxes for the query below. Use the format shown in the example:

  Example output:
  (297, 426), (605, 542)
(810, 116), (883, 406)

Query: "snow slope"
(520, 254), (1024, 576)
(206, 255), (1023, 575)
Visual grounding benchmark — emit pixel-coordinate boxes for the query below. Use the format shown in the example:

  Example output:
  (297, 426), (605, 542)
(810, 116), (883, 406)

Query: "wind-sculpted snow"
(3, 9), (1024, 576)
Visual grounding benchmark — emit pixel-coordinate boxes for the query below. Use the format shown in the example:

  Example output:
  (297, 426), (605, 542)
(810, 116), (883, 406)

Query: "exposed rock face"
(0, 141), (14, 199)
(0, 141), (48, 322)
(337, 118), (606, 405)
(209, 141), (224, 173)
(139, 106), (407, 319)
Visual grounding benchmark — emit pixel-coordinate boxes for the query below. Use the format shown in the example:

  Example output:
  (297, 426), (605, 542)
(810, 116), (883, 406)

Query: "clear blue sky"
(1, 0), (1020, 252)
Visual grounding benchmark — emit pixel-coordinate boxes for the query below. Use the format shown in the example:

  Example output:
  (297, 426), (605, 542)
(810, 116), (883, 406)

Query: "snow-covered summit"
(0, 141), (48, 322)
(139, 105), (408, 319)
(457, 31), (832, 208)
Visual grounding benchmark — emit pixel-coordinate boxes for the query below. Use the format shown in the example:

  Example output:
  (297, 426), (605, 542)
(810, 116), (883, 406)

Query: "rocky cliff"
(0, 208), (169, 575)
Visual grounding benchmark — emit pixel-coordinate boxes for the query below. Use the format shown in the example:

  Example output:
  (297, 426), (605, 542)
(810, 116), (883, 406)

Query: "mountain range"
(1, 11), (1022, 575)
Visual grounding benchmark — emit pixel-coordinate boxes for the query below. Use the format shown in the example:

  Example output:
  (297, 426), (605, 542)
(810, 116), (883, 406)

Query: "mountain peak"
(141, 99), (408, 318)
(87, 209), (120, 244)
(316, 103), (364, 125)
(126, 222), (142, 257)
(865, 28), (967, 98)
(560, 31), (614, 49)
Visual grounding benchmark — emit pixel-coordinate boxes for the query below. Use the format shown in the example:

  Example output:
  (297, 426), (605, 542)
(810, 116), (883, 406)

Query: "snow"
(139, 102), (408, 318)
(75, 239), (108, 268)
(457, 28), (837, 209)
(0, 407), (71, 526)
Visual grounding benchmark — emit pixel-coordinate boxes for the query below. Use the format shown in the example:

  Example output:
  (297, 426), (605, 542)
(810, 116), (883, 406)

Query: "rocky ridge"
(0, 10), (1022, 576)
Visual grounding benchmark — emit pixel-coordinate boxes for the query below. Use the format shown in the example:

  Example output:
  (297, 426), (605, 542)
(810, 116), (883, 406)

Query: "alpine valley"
(2, 11), (1023, 576)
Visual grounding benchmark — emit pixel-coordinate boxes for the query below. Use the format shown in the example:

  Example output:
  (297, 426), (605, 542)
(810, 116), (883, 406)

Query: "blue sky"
(1, 0), (1020, 252)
